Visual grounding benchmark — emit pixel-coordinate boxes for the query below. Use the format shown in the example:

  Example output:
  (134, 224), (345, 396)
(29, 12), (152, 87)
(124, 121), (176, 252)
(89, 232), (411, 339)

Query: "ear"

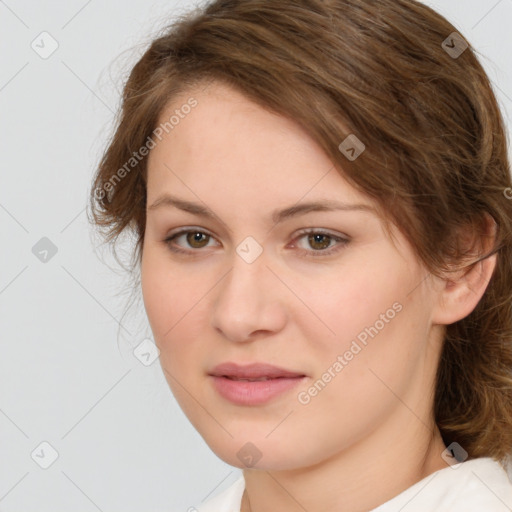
(431, 213), (498, 326)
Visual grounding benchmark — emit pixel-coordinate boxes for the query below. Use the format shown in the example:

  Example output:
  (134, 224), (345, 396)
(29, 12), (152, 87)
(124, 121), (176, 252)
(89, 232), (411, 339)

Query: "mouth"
(208, 362), (307, 405)
(209, 361), (306, 380)
(221, 376), (295, 381)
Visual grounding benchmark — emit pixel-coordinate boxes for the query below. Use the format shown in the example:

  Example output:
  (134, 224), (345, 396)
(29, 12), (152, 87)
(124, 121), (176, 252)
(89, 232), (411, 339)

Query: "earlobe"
(431, 213), (498, 326)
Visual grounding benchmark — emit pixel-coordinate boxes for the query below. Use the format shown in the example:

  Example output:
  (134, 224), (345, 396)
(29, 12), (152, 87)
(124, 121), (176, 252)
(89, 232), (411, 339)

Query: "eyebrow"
(147, 194), (376, 226)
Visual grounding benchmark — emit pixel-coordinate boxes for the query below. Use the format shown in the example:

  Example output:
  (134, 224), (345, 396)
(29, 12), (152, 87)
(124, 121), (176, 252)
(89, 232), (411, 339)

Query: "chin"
(200, 434), (316, 472)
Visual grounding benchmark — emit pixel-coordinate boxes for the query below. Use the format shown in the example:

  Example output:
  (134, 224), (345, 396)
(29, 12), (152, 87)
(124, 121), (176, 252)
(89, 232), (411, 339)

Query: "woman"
(89, 0), (512, 510)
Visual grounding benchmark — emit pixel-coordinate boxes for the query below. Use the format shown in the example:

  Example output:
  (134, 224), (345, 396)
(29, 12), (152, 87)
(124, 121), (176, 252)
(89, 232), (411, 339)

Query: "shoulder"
(446, 457), (512, 511)
(189, 458), (512, 512)
(194, 474), (245, 512)
(373, 456), (512, 512)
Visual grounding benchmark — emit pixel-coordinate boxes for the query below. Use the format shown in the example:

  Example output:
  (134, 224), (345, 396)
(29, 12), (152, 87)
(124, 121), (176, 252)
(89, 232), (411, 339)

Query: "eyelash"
(163, 228), (349, 258)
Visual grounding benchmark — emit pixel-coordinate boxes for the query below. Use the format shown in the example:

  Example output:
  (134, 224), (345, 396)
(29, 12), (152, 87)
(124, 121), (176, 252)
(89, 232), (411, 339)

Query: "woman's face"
(141, 81), (445, 471)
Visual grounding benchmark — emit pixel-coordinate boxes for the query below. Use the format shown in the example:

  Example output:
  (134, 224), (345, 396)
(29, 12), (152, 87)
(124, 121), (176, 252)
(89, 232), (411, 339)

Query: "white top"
(194, 457), (512, 512)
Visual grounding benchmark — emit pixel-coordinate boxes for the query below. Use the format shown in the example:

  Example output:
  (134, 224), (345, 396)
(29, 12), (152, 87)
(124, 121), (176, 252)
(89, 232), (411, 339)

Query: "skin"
(140, 81), (497, 512)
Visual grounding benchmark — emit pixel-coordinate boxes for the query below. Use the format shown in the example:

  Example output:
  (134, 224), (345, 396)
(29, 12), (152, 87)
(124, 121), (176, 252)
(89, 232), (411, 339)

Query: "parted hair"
(88, 0), (512, 464)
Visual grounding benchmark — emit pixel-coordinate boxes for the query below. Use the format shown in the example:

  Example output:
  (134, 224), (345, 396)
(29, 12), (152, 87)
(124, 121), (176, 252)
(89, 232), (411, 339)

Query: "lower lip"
(210, 375), (306, 405)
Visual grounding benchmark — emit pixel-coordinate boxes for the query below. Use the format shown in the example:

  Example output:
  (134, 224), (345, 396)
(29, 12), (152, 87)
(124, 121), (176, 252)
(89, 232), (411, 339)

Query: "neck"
(241, 418), (447, 512)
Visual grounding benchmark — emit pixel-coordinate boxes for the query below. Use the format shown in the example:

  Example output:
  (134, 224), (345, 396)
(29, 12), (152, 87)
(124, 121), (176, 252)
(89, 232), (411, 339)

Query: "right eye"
(163, 228), (219, 254)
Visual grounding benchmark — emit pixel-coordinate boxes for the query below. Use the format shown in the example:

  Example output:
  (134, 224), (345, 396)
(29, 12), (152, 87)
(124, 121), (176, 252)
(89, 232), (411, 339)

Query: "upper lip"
(209, 362), (306, 379)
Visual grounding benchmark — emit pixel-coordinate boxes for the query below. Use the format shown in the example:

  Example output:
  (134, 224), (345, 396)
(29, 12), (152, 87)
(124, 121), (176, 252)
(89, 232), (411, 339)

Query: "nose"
(211, 248), (288, 343)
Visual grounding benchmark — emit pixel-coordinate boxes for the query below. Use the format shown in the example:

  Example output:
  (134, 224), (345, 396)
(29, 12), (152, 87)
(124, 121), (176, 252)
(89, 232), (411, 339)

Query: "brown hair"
(88, 0), (512, 464)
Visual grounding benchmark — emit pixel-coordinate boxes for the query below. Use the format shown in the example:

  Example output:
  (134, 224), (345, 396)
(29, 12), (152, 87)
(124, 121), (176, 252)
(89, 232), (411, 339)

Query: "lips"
(209, 362), (307, 405)
(209, 362), (306, 380)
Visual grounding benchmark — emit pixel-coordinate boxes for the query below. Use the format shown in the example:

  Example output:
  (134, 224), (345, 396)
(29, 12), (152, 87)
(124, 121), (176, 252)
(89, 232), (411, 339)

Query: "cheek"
(299, 249), (425, 395)
(141, 247), (187, 342)
(301, 259), (403, 349)
(141, 252), (169, 336)
(307, 265), (429, 409)
(140, 247), (211, 361)
(289, 277), (423, 452)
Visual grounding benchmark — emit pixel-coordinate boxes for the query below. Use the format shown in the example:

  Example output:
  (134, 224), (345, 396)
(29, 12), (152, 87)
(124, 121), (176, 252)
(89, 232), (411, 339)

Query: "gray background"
(1, 1), (511, 511)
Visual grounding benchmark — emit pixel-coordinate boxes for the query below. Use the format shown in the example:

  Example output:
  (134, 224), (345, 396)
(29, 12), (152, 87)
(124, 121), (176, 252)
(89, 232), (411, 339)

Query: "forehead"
(155, 82), (318, 157)
(148, 82), (365, 200)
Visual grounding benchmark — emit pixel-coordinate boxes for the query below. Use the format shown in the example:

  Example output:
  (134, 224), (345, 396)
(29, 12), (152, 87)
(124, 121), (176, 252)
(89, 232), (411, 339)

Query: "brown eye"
(164, 229), (217, 254)
(292, 229), (350, 258)
(186, 231), (210, 248)
(307, 233), (332, 251)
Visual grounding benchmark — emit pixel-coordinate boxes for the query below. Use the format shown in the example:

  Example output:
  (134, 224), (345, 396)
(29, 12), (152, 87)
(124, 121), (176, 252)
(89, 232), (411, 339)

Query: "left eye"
(163, 229), (349, 257)
(293, 231), (344, 252)
(290, 229), (350, 257)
